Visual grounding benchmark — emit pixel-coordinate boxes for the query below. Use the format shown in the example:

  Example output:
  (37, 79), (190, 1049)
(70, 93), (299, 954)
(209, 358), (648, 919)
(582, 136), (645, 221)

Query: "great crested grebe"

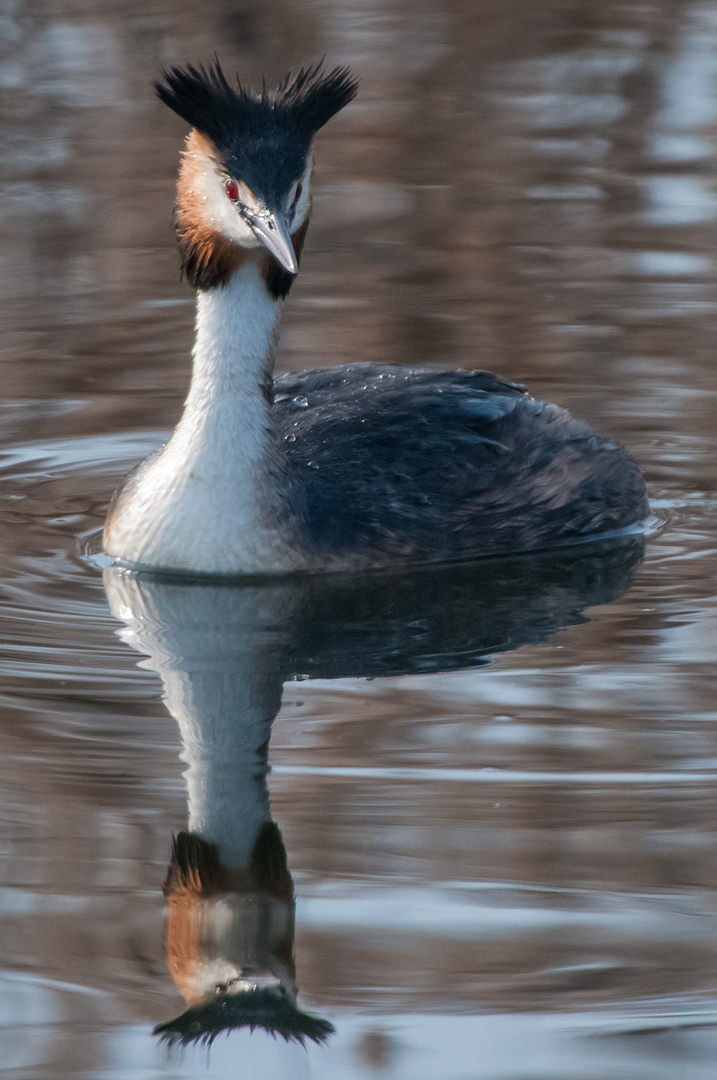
(103, 62), (648, 576)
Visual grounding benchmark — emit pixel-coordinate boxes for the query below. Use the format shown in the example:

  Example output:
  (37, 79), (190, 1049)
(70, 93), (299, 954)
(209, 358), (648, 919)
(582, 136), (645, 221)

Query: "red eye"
(225, 179), (239, 202)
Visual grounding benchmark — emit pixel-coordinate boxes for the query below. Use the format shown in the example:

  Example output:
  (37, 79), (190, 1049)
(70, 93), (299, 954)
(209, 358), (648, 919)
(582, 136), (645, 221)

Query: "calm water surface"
(1, 1), (717, 1077)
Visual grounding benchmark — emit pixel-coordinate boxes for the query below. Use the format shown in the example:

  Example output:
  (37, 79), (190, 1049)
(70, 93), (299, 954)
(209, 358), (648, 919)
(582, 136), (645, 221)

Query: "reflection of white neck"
(166, 663), (283, 868)
(103, 258), (289, 574)
(104, 572), (292, 867)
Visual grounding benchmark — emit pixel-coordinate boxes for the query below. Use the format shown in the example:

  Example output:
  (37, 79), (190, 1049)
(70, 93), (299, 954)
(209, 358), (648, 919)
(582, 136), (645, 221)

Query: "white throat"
(104, 256), (291, 574)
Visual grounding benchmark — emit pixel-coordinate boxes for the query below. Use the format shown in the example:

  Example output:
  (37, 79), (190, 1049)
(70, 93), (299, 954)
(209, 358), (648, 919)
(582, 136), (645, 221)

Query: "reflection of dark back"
(104, 536), (643, 1048)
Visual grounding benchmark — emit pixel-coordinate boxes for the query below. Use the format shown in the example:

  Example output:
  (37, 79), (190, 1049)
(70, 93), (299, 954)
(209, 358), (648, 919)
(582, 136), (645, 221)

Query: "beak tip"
(276, 247), (299, 276)
(248, 211), (300, 278)
(278, 249), (299, 276)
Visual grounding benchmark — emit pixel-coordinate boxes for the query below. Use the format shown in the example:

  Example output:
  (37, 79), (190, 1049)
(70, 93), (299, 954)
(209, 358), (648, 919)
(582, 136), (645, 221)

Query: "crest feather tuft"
(156, 60), (357, 208)
(155, 59), (358, 146)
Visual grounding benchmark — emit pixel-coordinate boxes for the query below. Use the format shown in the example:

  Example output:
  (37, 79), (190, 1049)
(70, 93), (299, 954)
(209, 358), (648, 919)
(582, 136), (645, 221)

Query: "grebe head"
(155, 61), (358, 294)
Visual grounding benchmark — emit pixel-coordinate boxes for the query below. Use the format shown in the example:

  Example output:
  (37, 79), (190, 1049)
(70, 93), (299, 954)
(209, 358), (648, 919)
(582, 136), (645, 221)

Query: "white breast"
(104, 257), (301, 574)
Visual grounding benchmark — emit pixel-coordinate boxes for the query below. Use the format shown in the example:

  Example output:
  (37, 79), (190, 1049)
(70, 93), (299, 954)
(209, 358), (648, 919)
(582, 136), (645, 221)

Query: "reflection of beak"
(229, 971), (286, 995)
(246, 209), (298, 275)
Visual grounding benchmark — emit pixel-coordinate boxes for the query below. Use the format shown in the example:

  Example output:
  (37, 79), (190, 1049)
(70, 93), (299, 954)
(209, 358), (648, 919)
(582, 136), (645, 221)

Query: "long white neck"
(174, 256), (280, 467)
(103, 256), (292, 574)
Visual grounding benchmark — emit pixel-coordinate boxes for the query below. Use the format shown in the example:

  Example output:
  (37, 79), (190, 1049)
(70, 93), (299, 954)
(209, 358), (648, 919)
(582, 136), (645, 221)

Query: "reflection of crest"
(104, 536), (643, 1049)
(155, 830), (334, 1048)
(154, 989), (336, 1049)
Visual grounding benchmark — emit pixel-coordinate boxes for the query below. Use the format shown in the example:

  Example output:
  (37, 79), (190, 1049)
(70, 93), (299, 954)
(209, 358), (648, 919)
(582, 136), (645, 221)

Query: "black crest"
(156, 60), (358, 207)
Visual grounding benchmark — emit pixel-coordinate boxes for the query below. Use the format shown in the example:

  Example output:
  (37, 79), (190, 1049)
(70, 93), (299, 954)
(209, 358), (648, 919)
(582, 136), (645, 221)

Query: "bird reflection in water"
(104, 536), (644, 1049)
(106, 571), (333, 1048)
